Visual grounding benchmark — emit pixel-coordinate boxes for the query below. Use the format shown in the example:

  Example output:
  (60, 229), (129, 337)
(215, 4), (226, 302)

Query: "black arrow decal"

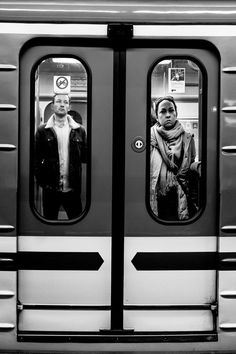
(131, 252), (218, 271)
(18, 252), (104, 271)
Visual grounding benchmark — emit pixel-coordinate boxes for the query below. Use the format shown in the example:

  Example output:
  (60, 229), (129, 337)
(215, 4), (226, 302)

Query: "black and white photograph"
(0, 1), (234, 353)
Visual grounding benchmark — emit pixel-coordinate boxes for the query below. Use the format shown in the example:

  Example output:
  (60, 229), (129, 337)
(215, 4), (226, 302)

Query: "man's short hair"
(52, 93), (71, 104)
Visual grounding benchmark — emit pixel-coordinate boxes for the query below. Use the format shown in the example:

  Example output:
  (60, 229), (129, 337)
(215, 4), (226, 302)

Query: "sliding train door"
(124, 45), (219, 335)
(18, 34), (219, 340)
(18, 43), (113, 335)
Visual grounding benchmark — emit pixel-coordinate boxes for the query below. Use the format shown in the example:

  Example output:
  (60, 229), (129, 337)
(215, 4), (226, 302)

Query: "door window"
(149, 58), (203, 222)
(33, 57), (89, 221)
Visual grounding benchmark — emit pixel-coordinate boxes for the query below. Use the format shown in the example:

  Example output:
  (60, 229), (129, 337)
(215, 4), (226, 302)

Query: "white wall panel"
(19, 310), (110, 332)
(124, 310), (213, 332)
(18, 237), (111, 305)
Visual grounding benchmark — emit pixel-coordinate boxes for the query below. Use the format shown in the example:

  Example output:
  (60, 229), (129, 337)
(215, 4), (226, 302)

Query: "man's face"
(157, 100), (177, 130)
(53, 94), (70, 117)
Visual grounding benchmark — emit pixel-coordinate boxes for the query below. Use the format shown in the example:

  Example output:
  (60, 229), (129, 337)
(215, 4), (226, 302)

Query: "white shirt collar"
(45, 114), (81, 130)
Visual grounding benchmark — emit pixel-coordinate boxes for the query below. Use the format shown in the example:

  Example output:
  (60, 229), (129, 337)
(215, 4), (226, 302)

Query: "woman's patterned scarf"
(151, 121), (189, 219)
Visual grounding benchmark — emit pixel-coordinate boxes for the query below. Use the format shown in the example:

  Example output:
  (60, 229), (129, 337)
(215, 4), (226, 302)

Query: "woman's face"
(157, 100), (177, 130)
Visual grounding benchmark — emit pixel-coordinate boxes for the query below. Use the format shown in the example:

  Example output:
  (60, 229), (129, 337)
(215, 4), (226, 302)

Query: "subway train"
(1, 0), (236, 352)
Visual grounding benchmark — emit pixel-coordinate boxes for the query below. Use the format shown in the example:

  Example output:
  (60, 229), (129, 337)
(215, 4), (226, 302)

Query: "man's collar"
(45, 114), (81, 129)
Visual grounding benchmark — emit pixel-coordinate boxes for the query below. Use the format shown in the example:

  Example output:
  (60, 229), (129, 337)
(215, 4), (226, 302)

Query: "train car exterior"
(1, 0), (236, 352)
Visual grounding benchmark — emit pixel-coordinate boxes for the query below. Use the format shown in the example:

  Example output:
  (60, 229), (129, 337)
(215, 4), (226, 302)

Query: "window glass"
(33, 57), (88, 221)
(150, 59), (202, 221)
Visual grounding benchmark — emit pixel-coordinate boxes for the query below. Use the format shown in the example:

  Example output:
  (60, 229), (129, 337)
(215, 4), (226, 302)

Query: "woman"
(150, 96), (199, 221)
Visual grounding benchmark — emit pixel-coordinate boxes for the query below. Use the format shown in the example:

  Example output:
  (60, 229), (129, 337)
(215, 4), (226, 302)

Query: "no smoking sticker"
(56, 76), (69, 89)
(54, 75), (71, 94)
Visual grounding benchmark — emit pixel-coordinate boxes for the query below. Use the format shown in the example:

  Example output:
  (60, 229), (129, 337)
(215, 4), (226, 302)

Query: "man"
(34, 94), (87, 220)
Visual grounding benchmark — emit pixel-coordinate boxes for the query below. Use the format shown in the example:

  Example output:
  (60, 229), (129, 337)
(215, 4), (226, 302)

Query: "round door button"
(131, 136), (146, 153)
